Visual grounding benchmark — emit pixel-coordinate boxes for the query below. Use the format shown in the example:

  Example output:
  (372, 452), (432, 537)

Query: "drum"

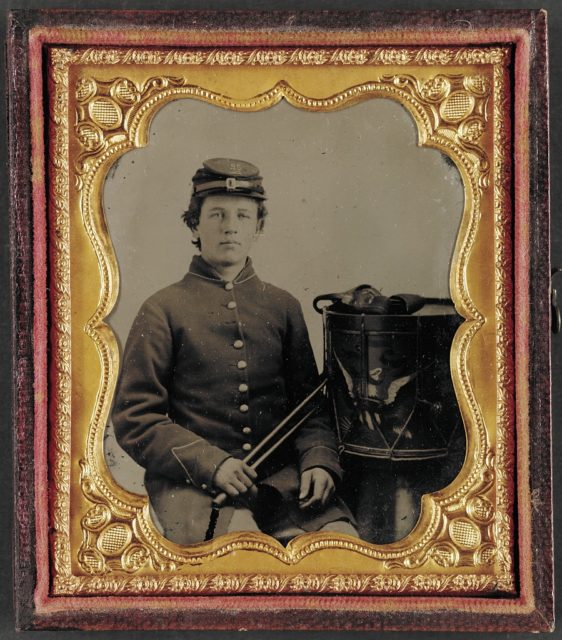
(314, 286), (466, 543)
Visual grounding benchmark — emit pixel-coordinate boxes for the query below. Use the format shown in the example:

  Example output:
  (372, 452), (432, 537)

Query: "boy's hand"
(213, 457), (257, 497)
(298, 467), (335, 509)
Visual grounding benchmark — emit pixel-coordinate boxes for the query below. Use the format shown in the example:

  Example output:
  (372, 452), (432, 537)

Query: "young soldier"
(112, 158), (355, 545)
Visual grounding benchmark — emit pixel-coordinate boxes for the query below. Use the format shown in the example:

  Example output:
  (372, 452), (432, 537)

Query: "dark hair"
(181, 194), (268, 249)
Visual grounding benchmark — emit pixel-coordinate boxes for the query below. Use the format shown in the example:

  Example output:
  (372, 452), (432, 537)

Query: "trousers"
(227, 507), (358, 543)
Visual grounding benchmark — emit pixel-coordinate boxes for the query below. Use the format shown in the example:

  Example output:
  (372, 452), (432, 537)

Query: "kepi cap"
(191, 158), (266, 200)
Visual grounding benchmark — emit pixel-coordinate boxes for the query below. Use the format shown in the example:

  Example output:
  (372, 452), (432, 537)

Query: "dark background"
(2, 1), (559, 638)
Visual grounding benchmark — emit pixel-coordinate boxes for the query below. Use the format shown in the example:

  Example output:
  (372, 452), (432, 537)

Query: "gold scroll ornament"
(48, 45), (514, 595)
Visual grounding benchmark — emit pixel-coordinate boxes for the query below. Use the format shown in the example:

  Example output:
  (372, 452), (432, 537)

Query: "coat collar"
(188, 254), (256, 284)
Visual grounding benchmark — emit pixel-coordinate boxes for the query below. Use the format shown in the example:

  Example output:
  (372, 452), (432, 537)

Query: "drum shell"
(324, 307), (463, 461)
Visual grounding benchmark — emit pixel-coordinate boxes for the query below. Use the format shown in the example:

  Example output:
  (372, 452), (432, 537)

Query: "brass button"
(237, 360), (247, 369)
(242, 443), (252, 452)
(239, 404), (249, 413)
(242, 427), (252, 435)
(224, 282), (234, 291)
(227, 301), (237, 310)
(239, 383), (249, 393)
(233, 339), (244, 349)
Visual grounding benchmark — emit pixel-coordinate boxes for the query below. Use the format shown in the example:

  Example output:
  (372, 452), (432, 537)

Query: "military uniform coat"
(112, 255), (351, 544)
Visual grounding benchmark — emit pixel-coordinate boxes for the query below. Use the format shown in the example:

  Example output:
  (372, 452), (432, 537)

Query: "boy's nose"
(222, 214), (238, 232)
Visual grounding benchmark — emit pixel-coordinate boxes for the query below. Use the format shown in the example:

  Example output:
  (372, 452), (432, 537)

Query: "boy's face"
(194, 194), (260, 274)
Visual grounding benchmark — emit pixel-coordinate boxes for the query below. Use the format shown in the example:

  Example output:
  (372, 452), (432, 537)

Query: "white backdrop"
(105, 97), (463, 365)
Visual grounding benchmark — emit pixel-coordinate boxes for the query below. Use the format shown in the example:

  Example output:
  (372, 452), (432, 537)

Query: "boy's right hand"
(213, 457), (257, 497)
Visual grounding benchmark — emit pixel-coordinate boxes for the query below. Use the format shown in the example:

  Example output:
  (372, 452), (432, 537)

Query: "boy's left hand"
(298, 467), (335, 509)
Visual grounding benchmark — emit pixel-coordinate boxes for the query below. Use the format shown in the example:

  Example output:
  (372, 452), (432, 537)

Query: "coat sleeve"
(111, 297), (231, 489)
(283, 296), (343, 482)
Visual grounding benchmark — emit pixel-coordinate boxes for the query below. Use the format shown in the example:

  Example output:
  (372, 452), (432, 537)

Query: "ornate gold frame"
(47, 43), (514, 596)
